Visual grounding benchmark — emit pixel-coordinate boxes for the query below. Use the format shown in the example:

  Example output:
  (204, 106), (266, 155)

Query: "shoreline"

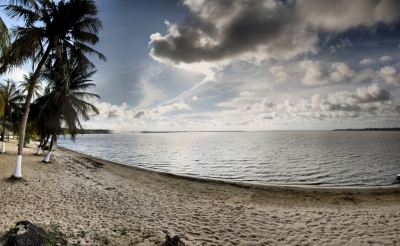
(58, 145), (400, 194)
(1, 140), (400, 245)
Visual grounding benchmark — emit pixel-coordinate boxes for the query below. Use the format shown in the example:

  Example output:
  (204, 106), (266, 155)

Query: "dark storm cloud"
(150, 0), (310, 63)
(150, 0), (400, 64)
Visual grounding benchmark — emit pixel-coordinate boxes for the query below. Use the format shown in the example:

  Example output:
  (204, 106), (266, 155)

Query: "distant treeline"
(140, 131), (244, 133)
(72, 129), (113, 134)
(333, 127), (400, 131)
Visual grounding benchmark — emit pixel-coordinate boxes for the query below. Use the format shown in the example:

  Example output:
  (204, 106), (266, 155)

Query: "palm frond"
(74, 41), (107, 61)
(73, 31), (99, 45)
(3, 4), (37, 26)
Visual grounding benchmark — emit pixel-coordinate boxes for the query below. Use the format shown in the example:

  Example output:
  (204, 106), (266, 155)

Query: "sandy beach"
(0, 140), (399, 245)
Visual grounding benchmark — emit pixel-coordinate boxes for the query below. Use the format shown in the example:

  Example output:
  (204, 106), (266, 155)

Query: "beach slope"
(0, 140), (399, 245)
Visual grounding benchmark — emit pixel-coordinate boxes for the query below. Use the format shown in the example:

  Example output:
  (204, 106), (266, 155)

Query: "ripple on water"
(57, 131), (400, 186)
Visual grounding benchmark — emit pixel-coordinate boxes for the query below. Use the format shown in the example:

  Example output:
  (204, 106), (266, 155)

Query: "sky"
(2, 0), (400, 132)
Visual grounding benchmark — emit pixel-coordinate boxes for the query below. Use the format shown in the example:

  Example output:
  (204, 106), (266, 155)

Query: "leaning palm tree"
(34, 55), (99, 162)
(19, 72), (43, 100)
(0, 79), (25, 153)
(0, 0), (105, 177)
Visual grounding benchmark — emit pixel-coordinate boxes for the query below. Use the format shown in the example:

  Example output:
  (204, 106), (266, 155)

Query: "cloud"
(239, 91), (253, 97)
(177, 62), (217, 82)
(299, 60), (329, 86)
(285, 84), (398, 119)
(297, 0), (400, 32)
(91, 101), (131, 121)
(378, 66), (400, 85)
(359, 58), (376, 65)
(353, 69), (376, 83)
(150, 0), (400, 66)
(379, 56), (394, 62)
(237, 99), (274, 112)
(330, 62), (355, 82)
(298, 61), (400, 85)
(329, 38), (352, 53)
(327, 84), (391, 104)
(257, 112), (277, 120)
(134, 110), (145, 119)
(132, 70), (164, 111)
(142, 100), (193, 120)
(355, 84), (391, 103)
(220, 98), (275, 115)
(107, 110), (119, 118)
(150, 0), (318, 64)
(84, 99), (194, 131)
(151, 100), (191, 114)
(270, 66), (287, 83)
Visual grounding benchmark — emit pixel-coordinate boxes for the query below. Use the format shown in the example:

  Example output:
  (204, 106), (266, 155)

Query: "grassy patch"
(39, 224), (68, 246)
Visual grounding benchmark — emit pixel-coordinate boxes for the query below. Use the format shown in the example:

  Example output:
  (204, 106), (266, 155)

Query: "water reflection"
(58, 131), (400, 186)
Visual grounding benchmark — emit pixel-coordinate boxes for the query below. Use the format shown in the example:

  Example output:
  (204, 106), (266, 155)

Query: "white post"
(12, 155), (23, 178)
(1, 141), (5, 153)
(43, 151), (51, 163)
(35, 147), (41, 155)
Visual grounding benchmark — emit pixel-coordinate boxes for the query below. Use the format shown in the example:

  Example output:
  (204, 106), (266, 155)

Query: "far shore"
(0, 139), (399, 245)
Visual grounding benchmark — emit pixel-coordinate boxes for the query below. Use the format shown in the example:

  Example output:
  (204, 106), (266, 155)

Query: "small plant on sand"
(120, 228), (128, 236)
(38, 224), (67, 246)
(78, 230), (87, 238)
(152, 237), (163, 245)
(141, 228), (156, 241)
(128, 238), (141, 245)
(101, 236), (109, 245)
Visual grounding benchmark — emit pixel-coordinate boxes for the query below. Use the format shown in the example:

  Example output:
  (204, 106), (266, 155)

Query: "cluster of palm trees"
(0, 79), (25, 152)
(0, 0), (106, 177)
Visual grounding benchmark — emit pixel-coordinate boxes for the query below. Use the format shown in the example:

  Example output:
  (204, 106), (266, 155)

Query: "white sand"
(0, 140), (399, 245)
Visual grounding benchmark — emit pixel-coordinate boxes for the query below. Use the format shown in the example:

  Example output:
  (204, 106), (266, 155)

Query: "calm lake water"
(57, 131), (400, 186)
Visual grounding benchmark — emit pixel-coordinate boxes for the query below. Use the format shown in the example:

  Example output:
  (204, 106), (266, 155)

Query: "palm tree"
(19, 72), (43, 100)
(0, 0), (105, 177)
(0, 17), (9, 53)
(33, 56), (99, 162)
(0, 79), (25, 153)
(0, 92), (4, 116)
(0, 1), (38, 54)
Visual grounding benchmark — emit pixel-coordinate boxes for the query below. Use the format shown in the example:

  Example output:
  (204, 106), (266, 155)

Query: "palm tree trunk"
(36, 134), (44, 155)
(1, 108), (6, 140)
(13, 46), (51, 178)
(39, 134), (44, 147)
(1, 112), (6, 153)
(43, 134), (50, 149)
(43, 133), (56, 163)
(35, 135), (44, 155)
